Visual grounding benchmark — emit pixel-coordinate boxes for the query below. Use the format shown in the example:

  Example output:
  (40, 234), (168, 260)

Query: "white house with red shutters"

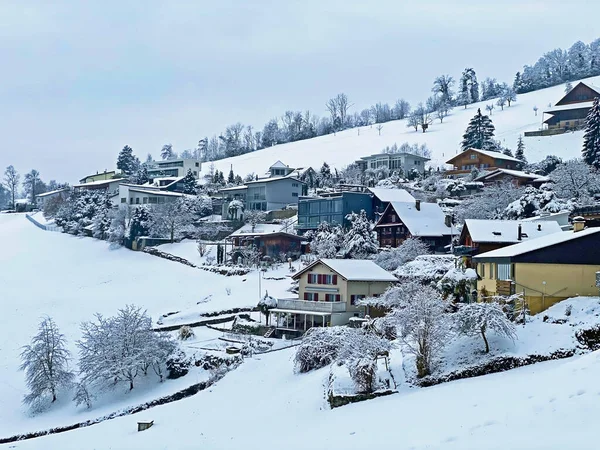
(270, 259), (397, 334)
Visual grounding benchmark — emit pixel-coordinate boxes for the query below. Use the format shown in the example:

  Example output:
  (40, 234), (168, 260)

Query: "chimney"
(415, 199), (421, 211)
(518, 224), (522, 241)
(573, 216), (586, 232)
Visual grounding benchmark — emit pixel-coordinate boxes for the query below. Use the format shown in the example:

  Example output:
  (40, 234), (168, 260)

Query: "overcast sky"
(1, 0), (599, 184)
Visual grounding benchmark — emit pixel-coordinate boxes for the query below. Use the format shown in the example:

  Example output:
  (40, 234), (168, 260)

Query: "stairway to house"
(263, 327), (275, 338)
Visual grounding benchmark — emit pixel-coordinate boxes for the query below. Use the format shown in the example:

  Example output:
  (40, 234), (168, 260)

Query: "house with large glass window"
(147, 159), (201, 179)
(356, 152), (430, 174)
(445, 148), (522, 176)
(473, 220), (600, 314)
(297, 191), (374, 232)
(118, 183), (184, 206)
(270, 259), (397, 335)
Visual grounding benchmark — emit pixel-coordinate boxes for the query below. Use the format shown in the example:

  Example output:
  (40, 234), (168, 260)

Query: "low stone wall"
(524, 128), (567, 137)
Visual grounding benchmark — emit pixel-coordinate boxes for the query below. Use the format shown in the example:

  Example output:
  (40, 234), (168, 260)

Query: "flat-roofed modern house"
(118, 184), (184, 206)
(374, 200), (453, 252)
(356, 152), (430, 174)
(473, 221), (600, 314)
(445, 148), (523, 176)
(542, 82), (600, 132)
(79, 170), (116, 184)
(147, 159), (201, 179)
(271, 259), (397, 335)
(297, 191), (374, 232)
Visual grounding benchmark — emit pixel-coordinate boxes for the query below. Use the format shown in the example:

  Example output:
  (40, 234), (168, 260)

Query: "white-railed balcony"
(277, 298), (347, 313)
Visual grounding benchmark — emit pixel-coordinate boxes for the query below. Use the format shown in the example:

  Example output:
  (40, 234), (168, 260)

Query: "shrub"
(348, 358), (377, 393)
(575, 325), (600, 351)
(166, 350), (191, 379)
(178, 326), (195, 341)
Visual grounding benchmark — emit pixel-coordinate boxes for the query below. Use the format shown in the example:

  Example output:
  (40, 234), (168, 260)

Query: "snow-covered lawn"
(200, 76), (600, 179)
(0, 214), (292, 436)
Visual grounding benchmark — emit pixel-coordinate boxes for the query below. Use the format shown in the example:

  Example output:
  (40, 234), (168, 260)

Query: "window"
(149, 197), (158, 204)
(193, 171), (197, 176)
(292, 192), (298, 197)
(309, 202), (320, 214)
(391, 214), (396, 222)
(470, 154), (477, 160)
(308, 274), (338, 285)
(308, 273), (317, 284)
(292, 183), (298, 187)
(479, 263), (485, 278)
(350, 294), (365, 305)
(325, 294), (341, 302)
(497, 263), (511, 280)
(195, 162), (200, 167)
(304, 292), (318, 301)
(121, 198), (126, 204)
(130, 198), (134, 204)
(143, 197), (148, 204)
(490, 263), (495, 280)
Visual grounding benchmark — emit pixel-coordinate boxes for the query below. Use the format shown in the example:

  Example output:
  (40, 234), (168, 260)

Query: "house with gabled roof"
(474, 168), (550, 188)
(445, 148), (523, 176)
(542, 81), (600, 132)
(473, 220), (600, 314)
(270, 259), (397, 335)
(374, 199), (454, 252)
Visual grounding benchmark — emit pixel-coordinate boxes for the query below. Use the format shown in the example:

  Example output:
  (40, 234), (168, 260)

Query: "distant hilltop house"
(271, 259), (397, 335)
(445, 148), (523, 177)
(74, 178), (125, 205)
(473, 219), (600, 315)
(218, 161), (308, 217)
(355, 152), (430, 175)
(473, 168), (550, 188)
(118, 183), (185, 206)
(374, 199), (454, 252)
(147, 159), (201, 179)
(79, 170), (116, 184)
(35, 188), (70, 209)
(525, 81), (600, 137)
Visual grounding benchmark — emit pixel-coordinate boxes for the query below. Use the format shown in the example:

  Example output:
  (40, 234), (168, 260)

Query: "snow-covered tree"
(564, 80), (573, 93)
(77, 305), (175, 393)
(567, 40), (590, 79)
(307, 221), (344, 258)
(116, 145), (138, 176)
(20, 317), (74, 407)
(438, 267), (478, 303)
(582, 97), (600, 170)
(227, 168), (235, 184)
(23, 169), (43, 204)
(228, 199), (244, 221)
(550, 159), (600, 201)
(55, 190), (111, 235)
(161, 144), (175, 160)
(374, 237), (431, 271)
(502, 186), (572, 220)
(458, 68), (479, 107)
(528, 155), (562, 175)
(181, 169), (198, 195)
(3, 165), (20, 208)
(461, 108), (496, 151)
(108, 206), (131, 244)
(500, 84), (517, 107)
(432, 74), (455, 105)
(244, 209), (266, 232)
(257, 291), (277, 325)
(129, 205), (151, 240)
(319, 162), (333, 187)
(515, 135), (527, 163)
(383, 282), (450, 377)
(343, 210), (378, 259)
(149, 200), (194, 242)
(455, 180), (523, 222)
(406, 110), (420, 131)
(455, 302), (517, 353)
(91, 194), (114, 240)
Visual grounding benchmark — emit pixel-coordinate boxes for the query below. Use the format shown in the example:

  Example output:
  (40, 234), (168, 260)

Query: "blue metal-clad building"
(297, 191), (374, 233)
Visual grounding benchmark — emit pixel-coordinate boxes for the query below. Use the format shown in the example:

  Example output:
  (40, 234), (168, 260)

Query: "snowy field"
(0, 214), (292, 437)
(200, 76), (600, 178)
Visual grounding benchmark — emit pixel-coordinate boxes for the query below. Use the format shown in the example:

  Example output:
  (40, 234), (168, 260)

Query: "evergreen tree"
(218, 171), (225, 185)
(129, 206), (151, 240)
(135, 166), (149, 185)
(515, 135), (527, 164)
(461, 108), (496, 151)
(228, 168), (235, 184)
(161, 144), (175, 160)
(343, 210), (378, 259)
(117, 145), (136, 175)
(182, 169), (198, 195)
(582, 97), (600, 169)
(234, 175), (243, 185)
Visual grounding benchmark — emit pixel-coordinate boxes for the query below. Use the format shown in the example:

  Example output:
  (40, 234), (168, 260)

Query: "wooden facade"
(230, 232), (305, 259)
(474, 169), (548, 188)
(445, 148), (522, 176)
(544, 82), (600, 130)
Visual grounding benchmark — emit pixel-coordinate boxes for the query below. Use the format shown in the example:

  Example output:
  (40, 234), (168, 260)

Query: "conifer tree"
(343, 210), (378, 259)
(582, 97), (600, 169)
(461, 108), (496, 151)
(515, 135), (527, 164)
(182, 169), (198, 195)
(117, 145), (136, 176)
(228, 168), (235, 184)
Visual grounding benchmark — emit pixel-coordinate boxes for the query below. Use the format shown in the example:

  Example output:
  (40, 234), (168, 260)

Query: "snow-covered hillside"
(201, 76), (600, 177)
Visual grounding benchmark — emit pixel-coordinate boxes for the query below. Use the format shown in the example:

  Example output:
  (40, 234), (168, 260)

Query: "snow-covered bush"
(77, 305), (176, 393)
(166, 350), (191, 379)
(257, 291), (277, 326)
(501, 186), (572, 220)
(575, 325), (600, 351)
(55, 190), (112, 235)
(374, 237), (431, 271)
(294, 327), (351, 373)
(455, 302), (517, 353)
(394, 255), (456, 283)
(178, 325), (195, 341)
(438, 267), (478, 303)
(20, 317), (74, 409)
(454, 180), (523, 222)
(347, 358), (377, 393)
(306, 221), (344, 259)
(550, 159), (600, 202)
(343, 210), (378, 259)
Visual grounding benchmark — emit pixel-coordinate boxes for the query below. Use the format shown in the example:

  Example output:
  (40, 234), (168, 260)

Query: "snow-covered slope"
(202, 76), (600, 177)
(15, 345), (600, 450)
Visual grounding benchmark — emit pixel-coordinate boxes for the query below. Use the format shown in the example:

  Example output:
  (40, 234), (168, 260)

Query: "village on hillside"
(3, 36), (600, 449)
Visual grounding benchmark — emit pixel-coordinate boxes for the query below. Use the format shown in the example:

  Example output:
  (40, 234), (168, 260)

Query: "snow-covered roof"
(219, 185), (248, 192)
(464, 219), (563, 244)
(473, 227), (600, 259)
(78, 170), (116, 182)
(475, 169), (550, 183)
(368, 187), (415, 203)
(296, 259), (397, 282)
(385, 201), (451, 237)
(128, 188), (184, 197)
(74, 178), (124, 188)
(270, 160), (288, 169)
(447, 148), (522, 164)
(36, 188), (69, 198)
(521, 211), (571, 228)
(544, 101), (594, 114)
(245, 176), (303, 185)
(230, 222), (296, 237)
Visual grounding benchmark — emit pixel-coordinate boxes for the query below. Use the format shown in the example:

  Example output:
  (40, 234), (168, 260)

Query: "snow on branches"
(374, 237), (431, 271)
(455, 302), (517, 353)
(343, 210), (378, 259)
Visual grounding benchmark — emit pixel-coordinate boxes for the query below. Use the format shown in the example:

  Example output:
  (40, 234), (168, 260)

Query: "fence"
(25, 214), (61, 232)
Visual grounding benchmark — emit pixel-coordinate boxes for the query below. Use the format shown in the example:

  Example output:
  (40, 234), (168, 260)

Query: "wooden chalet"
(445, 148), (522, 176)
(543, 82), (600, 131)
(474, 168), (550, 188)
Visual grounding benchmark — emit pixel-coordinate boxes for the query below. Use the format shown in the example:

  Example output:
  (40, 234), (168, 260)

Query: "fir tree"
(582, 97), (600, 169)
(228, 168), (235, 184)
(461, 108), (496, 151)
(117, 145), (136, 176)
(218, 171), (225, 185)
(161, 144), (175, 160)
(129, 206), (151, 240)
(182, 169), (197, 195)
(502, 148), (514, 157)
(136, 166), (149, 185)
(343, 210), (378, 259)
(515, 135), (527, 164)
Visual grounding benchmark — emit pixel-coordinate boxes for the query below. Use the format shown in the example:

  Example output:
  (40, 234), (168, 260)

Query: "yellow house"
(472, 222), (600, 315)
(271, 259), (397, 334)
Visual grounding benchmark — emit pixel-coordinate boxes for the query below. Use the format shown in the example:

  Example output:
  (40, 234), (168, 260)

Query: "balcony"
(277, 298), (347, 313)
